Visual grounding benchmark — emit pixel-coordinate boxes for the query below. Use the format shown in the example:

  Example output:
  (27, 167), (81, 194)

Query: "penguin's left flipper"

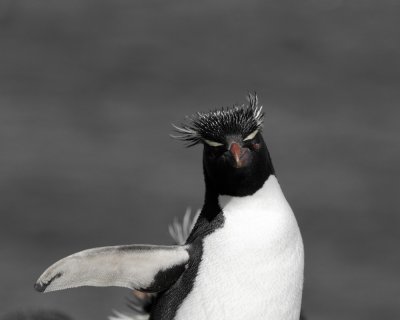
(34, 244), (190, 293)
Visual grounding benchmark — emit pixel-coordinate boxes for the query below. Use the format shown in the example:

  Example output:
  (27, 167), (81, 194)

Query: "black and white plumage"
(35, 94), (304, 320)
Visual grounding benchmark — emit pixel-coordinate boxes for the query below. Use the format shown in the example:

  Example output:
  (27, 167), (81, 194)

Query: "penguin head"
(172, 93), (274, 196)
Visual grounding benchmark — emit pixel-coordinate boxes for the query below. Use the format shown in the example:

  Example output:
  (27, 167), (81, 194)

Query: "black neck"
(201, 143), (275, 222)
(201, 187), (220, 222)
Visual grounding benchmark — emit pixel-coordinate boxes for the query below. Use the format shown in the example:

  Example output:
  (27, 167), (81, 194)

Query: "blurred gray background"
(0, 0), (399, 319)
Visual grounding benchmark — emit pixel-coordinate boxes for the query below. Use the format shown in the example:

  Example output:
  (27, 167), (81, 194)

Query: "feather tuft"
(168, 208), (200, 245)
(171, 93), (264, 147)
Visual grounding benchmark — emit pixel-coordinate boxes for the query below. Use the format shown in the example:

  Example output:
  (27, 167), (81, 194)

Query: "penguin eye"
(203, 139), (224, 147)
(243, 129), (259, 141)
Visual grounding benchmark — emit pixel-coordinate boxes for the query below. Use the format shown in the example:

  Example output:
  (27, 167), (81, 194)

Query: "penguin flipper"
(34, 244), (189, 293)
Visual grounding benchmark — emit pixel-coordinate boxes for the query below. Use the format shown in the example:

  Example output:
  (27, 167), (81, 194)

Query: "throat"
(201, 147), (275, 222)
(203, 148), (274, 198)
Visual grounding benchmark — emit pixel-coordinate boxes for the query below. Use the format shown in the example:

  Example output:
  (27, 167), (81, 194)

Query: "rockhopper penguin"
(35, 94), (304, 320)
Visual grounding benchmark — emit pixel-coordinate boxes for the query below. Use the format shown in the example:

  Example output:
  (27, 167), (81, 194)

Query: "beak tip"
(34, 281), (46, 293)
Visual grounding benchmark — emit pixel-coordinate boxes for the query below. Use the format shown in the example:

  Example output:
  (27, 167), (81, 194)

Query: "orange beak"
(229, 143), (242, 168)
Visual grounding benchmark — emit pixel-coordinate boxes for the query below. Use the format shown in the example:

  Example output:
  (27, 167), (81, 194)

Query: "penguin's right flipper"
(34, 244), (190, 293)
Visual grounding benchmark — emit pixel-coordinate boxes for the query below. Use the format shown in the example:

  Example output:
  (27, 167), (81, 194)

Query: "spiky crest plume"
(171, 93), (264, 147)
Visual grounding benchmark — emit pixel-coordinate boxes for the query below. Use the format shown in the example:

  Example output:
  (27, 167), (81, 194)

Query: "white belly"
(174, 175), (304, 320)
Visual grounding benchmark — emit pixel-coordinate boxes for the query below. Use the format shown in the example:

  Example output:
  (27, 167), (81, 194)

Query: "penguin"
(35, 93), (304, 320)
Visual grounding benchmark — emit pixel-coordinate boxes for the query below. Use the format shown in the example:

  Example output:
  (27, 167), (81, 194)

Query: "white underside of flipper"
(174, 175), (304, 320)
(35, 245), (189, 293)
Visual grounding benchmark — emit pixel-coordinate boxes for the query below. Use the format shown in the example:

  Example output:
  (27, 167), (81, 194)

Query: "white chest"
(174, 175), (304, 320)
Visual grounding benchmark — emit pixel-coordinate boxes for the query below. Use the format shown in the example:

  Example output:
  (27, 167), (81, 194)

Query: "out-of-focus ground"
(0, 1), (399, 319)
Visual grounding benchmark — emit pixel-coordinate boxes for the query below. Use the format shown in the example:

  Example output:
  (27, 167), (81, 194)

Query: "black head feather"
(172, 93), (263, 147)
